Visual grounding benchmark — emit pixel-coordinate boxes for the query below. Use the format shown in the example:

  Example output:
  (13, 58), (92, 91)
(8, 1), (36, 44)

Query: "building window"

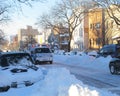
(90, 24), (92, 29)
(95, 22), (101, 29)
(93, 24), (95, 30)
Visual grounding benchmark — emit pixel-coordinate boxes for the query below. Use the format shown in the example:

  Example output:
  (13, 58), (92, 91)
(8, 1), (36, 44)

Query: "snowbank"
(0, 51), (118, 96)
(54, 54), (112, 72)
(31, 68), (117, 96)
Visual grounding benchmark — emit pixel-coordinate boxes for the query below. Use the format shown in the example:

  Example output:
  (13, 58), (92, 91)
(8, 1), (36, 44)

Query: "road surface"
(41, 62), (120, 95)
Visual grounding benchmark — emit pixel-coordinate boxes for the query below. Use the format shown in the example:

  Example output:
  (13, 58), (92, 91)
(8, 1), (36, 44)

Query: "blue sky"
(0, 0), (57, 36)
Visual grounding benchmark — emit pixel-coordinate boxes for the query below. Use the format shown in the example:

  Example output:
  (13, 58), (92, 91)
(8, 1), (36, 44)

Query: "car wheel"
(110, 65), (118, 74)
(0, 86), (10, 92)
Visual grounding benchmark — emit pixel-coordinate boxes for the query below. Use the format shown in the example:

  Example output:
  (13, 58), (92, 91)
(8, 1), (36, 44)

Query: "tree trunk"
(68, 41), (71, 52)
(102, 9), (105, 46)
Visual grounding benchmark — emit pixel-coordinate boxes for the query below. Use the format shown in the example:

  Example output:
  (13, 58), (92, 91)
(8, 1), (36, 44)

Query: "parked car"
(97, 44), (120, 75)
(0, 52), (43, 92)
(31, 47), (53, 64)
(109, 58), (120, 75)
(97, 44), (120, 58)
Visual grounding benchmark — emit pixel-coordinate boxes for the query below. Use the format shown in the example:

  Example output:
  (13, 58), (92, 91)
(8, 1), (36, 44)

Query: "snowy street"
(41, 62), (120, 95)
(0, 0), (120, 96)
(0, 52), (120, 96)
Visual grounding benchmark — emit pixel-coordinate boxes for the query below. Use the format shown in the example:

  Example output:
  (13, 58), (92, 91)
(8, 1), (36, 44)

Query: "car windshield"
(35, 48), (51, 53)
(0, 53), (33, 67)
(116, 47), (120, 56)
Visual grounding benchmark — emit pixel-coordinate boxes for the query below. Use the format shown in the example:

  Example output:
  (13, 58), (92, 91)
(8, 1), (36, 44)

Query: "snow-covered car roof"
(0, 51), (31, 56)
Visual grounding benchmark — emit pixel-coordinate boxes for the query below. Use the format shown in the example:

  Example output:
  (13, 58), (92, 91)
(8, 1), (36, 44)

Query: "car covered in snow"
(0, 52), (44, 92)
(31, 47), (53, 64)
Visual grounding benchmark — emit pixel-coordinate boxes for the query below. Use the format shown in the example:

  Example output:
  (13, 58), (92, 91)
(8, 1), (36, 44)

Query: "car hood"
(110, 58), (120, 62)
(0, 65), (44, 87)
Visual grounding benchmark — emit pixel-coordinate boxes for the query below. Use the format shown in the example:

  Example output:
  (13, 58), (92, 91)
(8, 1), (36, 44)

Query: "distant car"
(31, 47), (53, 64)
(0, 52), (43, 92)
(41, 44), (50, 48)
(88, 51), (98, 57)
(54, 50), (65, 55)
(97, 44), (120, 58)
(64, 51), (77, 55)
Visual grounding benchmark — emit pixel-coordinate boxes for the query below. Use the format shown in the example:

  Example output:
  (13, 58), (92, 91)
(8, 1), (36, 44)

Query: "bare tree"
(23, 36), (37, 49)
(0, 29), (6, 44)
(53, 0), (94, 51)
(0, 1), (11, 23)
(36, 13), (62, 46)
(36, 13), (57, 29)
(93, 0), (120, 25)
(37, 0), (94, 51)
(0, 0), (45, 24)
(0, 0), (45, 48)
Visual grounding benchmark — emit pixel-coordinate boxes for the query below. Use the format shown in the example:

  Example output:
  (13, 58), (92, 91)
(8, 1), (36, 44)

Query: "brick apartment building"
(18, 26), (39, 49)
(52, 24), (69, 51)
(88, 8), (104, 49)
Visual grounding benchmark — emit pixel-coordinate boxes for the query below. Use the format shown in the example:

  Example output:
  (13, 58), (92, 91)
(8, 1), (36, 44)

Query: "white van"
(31, 47), (53, 64)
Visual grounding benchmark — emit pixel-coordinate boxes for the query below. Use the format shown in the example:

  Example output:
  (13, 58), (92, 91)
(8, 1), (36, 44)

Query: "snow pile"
(30, 68), (117, 96)
(87, 51), (98, 57)
(89, 56), (112, 71)
(54, 53), (112, 72)
(69, 85), (99, 96)
(0, 51), (118, 96)
(0, 66), (44, 86)
(0, 67), (118, 96)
